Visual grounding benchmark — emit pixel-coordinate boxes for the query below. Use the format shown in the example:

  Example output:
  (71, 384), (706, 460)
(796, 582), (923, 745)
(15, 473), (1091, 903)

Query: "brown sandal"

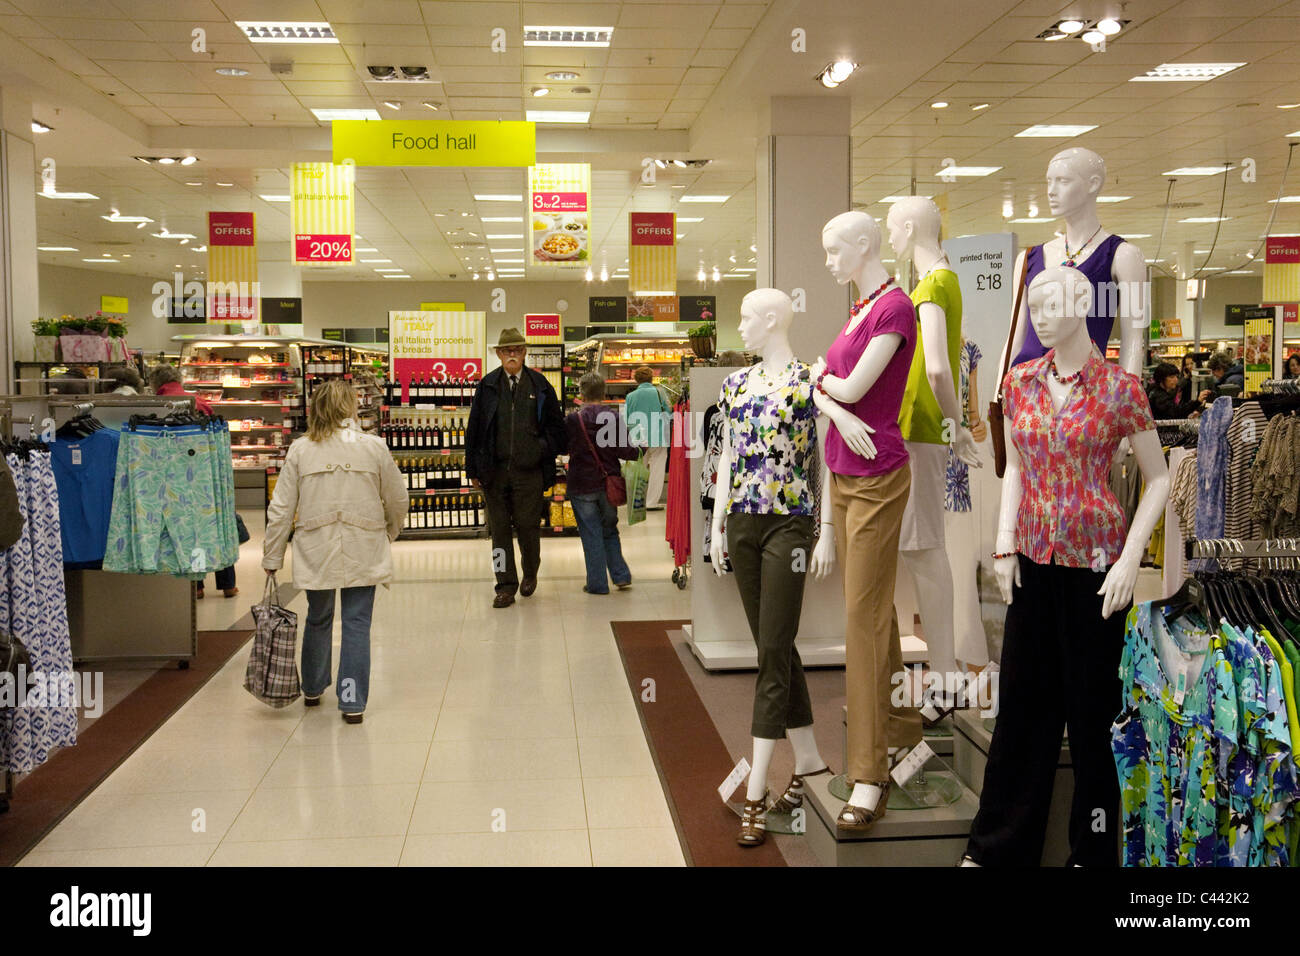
(769, 766), (833, 814)
(737, 790), (769, 847)
(835, 780), (891, 835)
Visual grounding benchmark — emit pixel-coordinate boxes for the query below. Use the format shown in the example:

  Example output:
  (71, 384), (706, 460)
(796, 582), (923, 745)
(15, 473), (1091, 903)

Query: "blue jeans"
(301, 586), (375, 713)
(570, 492), (631, 594)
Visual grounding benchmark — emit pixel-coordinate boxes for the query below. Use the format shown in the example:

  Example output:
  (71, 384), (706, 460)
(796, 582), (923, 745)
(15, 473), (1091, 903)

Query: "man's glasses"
(497, 347), (525, 357)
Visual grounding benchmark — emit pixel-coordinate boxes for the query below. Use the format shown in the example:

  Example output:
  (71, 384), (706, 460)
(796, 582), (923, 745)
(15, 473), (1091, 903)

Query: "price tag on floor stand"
(718, 757), (752, 803)
(890, 741), (935, 787)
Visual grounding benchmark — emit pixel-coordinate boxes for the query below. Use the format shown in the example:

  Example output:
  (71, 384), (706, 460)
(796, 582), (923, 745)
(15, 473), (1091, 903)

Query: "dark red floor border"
(611, 619), (787, 867)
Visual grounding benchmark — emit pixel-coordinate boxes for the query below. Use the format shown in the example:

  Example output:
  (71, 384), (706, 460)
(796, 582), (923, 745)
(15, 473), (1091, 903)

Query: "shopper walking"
(623, 366), (672, 508)
(465, 328), (567, 608)
(262, 380), (407, 723)
(565, 373), (639, 594)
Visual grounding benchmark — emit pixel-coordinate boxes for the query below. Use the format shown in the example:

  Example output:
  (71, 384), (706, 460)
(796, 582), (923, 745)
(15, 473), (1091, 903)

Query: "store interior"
(0, 0), (1297, 869)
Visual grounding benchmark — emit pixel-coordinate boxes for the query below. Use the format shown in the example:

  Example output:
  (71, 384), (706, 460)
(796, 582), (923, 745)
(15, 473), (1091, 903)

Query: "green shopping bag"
(623, 452), (650, 526)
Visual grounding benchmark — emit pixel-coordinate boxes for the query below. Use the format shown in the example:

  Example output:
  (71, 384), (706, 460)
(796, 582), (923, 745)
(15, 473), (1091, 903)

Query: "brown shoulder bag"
(988, 249), (1032, 478)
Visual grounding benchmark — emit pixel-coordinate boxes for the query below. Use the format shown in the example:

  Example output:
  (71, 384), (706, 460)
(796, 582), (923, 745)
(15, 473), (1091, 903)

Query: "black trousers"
(482, 468), (544, 594)
(965, 555), (1125, 867)
(726, 513), (816, 739)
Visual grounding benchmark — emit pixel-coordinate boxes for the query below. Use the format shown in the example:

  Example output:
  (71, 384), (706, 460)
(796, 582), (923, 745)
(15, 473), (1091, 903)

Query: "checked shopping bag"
(243, 574), (302, 708)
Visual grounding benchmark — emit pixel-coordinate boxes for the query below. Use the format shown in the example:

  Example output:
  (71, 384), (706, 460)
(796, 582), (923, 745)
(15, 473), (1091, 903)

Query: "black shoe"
(493, 591), (515, 608)
(520, 576), (537, 597)
(304, 694), (321, 707)
(342, 712), (364, 725)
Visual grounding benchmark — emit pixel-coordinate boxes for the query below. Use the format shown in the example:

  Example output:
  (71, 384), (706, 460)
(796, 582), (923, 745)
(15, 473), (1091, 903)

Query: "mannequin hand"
(1098, 554), (1139, 620)
(709, 525), (727, 575)
(994, 555), (1019, 605)
(810, 357), (827, 381)
(951, 427), (982, 468)
(810, 528), (835, 579)
(1113, 437), (1130, 465)
(834, 413), (877, 460)
(969, 417), (987, 443)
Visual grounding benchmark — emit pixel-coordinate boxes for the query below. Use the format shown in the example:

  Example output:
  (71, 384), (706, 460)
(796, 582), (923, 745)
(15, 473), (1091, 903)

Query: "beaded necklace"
(850, 277), (894, 316)
(1061, 225), (1104, 267)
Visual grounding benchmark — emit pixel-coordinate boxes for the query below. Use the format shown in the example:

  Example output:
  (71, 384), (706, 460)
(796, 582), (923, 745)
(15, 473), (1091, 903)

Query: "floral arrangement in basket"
(688, 320), (716, 359)
(34, 313), (131, 363)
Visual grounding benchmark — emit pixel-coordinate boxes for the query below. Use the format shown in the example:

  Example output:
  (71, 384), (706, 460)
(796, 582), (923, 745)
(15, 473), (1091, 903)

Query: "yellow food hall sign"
(332, 121), (536, 167)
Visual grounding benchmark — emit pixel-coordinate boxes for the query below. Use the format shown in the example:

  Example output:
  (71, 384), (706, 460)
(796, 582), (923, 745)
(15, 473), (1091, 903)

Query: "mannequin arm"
(709, 430), (733, 575)
(996, 249), (1030, 381)
(812, 385), (876, 459)
(1098, 428), (1170, 618)
(967, 360), (987, 443)
(992, 414), (1023, 604)
(919, 301), (980, 467)
(815, 332), (904, 404)
(810, 415), (836, 579)
(1114, 241), (1147, 379)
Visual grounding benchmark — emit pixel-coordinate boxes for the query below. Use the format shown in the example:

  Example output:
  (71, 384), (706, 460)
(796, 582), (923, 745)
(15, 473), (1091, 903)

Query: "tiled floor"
(20, 509), (691, 867)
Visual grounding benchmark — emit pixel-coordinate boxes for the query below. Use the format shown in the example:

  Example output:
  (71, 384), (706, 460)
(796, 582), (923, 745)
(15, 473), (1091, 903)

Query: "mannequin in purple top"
(1000, 147), (1148, 379)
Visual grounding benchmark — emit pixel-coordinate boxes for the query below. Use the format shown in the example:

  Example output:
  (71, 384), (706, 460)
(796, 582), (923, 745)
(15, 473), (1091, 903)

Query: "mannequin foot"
(836, 781), (889, 834)
(738, 791), (769, 847)
(770, 766), (833, 813)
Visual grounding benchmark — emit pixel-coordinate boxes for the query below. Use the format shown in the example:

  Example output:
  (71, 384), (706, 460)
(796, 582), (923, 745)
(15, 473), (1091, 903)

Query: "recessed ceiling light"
(485, 233), (523, 239)
(1269, 196), (1300, 203)
(931, 101), (948, 109)
(37, 246), (77, 251)
(1009, 217), (1056, 223)
(879, 195), (934, 203)
(82, 258), (117, 263)
(488, 248), (523, 253)
(1179, 216), (1232, 223)
(531, 86), (550, 97)
(936, 165), (1002, 177)
(236, 21), (337, 44)
(1122, 233), (1153, 238)
(421, 101), (441, 111)
(1164, 166), (1233, 176)
(494, 258), (525, 263)
(360, 258), (392, 263)
(39, 190), (99, 200)
(310, 108), (382, 121)
(971, 103), (990, 111)
(31, 120), (52, 133)
(101, 212), (152, 223)
(545, 70), (580, 81)
(1131, 63), (1246, 82)
(1016, 124), (1098, 137)
(523, 26), (613, 47)
(482, 217), (523, 223)
(828, 59), (857, 83)
(373, 267), (403, 272)
(1290, 130), (1300, 137)
(1058, 19), (1085, 33)
(1277, 103), (1300, 109)
(680, 195), (729, 203)
(1097, 195), (1131, 203)
(677, 217), (704, 223)
(474, 194), (522, 202)
(258, 194), (290, 202)
(216, 181), (234, 187)
(382, 101), (401, 110)
(381, 274), (411, 279)
(1097, 17), (1123, 35)
(215, 67), (249, 76)
(525, 110), (589, 124)
(152, 231), (197, 240)
(1081, 29), (1105, 43)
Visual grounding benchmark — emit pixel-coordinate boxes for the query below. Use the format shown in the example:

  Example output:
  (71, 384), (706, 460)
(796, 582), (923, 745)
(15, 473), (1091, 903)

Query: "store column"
(0, 87), (39, 390)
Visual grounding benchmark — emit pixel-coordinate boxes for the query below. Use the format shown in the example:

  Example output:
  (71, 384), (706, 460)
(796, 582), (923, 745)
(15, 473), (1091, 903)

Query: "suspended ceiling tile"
(110, 0), (228, 17)
(65, 38), (176, 61)
(316, 0), (425, 24)
(438, 65), (524, 83)
(710, 3), (767, 29)
(599, 83), (680, 100)
(699, 27), (751, 50)
(419, 1), (521, 27)
(123, 105), (176, 125)
(20, 37), (112, 75)
(618, 4), (721, 27)
(1120, 15), (1240, 44)
(451, 109), (526, 120)
(12, 0), (117, 16)
(200, 0), (324, 17)
(448, 96), (520, 111)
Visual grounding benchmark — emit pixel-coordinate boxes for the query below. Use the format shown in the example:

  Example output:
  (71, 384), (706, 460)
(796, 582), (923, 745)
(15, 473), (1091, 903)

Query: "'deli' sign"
(292, 162), (355, 265)
(332, 121), (536, 167)
(628, 212), (676, 296)
(207, 212), (258, 323)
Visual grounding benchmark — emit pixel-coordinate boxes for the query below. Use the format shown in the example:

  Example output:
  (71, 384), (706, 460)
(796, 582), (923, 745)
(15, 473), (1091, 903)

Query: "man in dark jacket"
(1146, 362), (1202, 419)
(1200, 350), (1244, 399)
(466, 328), (567, 608)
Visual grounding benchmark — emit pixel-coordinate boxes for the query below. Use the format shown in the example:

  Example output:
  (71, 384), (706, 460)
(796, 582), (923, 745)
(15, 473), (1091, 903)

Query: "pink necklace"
(850, 278), (894, 316)
(1049, 360), (1082, 385)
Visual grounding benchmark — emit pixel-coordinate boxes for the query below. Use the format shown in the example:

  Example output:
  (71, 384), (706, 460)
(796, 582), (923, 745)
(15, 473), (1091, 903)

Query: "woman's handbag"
(235, 512), (250, 545)
(0, 631), (30, 679)
(988, 249), (1032, 478)
(578, 409), (627, 507)
(243, 574), (301, 708)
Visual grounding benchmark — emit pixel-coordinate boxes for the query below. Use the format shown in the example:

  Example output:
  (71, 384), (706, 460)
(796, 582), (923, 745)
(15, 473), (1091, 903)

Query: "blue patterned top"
(1192, 398), (1233, 566)
(718, 362), (819, 516)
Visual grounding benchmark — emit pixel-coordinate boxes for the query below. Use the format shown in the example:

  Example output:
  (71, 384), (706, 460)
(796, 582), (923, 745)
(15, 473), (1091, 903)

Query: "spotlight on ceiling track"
(814, 59), (858, 89)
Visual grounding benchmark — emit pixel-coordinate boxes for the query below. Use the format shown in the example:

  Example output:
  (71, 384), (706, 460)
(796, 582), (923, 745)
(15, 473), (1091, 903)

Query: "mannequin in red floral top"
(961, 266), (1169, 867)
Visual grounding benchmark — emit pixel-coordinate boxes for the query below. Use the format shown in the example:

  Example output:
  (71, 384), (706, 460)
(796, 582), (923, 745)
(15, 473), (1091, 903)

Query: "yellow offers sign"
(332, 121), (536, 168)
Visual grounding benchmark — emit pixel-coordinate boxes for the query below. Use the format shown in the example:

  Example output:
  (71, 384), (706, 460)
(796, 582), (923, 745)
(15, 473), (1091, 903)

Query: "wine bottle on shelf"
(422, 458), (432, 490)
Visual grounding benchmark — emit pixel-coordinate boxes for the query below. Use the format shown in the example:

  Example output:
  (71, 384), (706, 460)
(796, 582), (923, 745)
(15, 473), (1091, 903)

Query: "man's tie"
(509, 374), (518, 395)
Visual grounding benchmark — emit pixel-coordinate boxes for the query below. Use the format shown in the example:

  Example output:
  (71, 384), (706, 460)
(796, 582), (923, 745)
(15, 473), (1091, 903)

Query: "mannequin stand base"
(685, 624), (928, 671)
(951, 709), (1074, 867)
(801, 770), (978, 867)
(827, 769), (964, 809)
(725, 801), (805, 836)
(840, 705), (954, 768)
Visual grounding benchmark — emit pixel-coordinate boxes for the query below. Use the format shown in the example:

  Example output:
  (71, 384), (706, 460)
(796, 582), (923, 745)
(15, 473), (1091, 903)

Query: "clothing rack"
(1261, 379), (1299, 394)
(0, 394), (198, 666)
(1185, 538), (1300, 565)
(1153, 418), (1201, 428)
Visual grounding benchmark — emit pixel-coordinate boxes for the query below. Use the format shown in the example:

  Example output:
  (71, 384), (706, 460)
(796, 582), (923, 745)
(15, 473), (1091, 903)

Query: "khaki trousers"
(831, 464), (923, 783)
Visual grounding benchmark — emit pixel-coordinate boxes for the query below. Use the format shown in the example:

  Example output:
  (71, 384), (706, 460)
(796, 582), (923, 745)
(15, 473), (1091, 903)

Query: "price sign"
(295, 234), (352, 263)
(532, 191), (587, 212)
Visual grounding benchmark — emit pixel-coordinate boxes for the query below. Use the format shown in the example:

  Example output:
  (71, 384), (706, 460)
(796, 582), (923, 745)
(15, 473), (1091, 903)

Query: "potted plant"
(31, 318), (60, 362)
(688, 321), (716, 359)
(58, 312), (111, 363)
(103, 315), (130, 362)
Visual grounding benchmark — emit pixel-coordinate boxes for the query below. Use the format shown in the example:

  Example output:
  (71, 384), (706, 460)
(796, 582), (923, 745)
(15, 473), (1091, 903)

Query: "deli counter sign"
(332, 121), (536, 168)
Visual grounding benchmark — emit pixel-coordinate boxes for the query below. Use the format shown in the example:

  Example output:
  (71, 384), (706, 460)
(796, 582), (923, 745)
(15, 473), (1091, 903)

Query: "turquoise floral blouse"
(718, 362), (818, 516)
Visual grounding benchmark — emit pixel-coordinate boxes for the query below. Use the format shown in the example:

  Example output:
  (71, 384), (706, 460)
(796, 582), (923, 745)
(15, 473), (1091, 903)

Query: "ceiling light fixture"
(360, 258), (392, 263)
(236, 21), (337, 43)
(152, 230), (197, 240)
(1097, 17), (1123, 35)
(83, 258), (119, 263)
(31, 120), (52, 133)
(1277, 103), (1300, 109)
(936, 165), (1002, 177)
(531, 87), (550, 97)
(599, 266), (608, 282)
(523, 26), (613, 47)
(1179, 216), (1232, 223)
(1016, 124), (1097, 137)
(972, 103), (990, 111)
(258, 194), (290, 202)
(1002, 198), (1014, 218)
(39, 190), (98, 200)
(1097, 195), (1131, 202)
(525, 110), (589, 124)
(382, 100), (401, 110)
(1081, 29), (1106, 43)
(355, 246), (378, 252)
(677, 217), (704, 223)
(215, 67), (249, 77)
(1268, 196), (1300, 203)
(474, 194), (522, 202)
(1009, 217), (1056, 223)
(101, 211), (152, 224)
(1058, 18), (1085, 33)
(931, 101), (948, 109)
(482, 217), (523, 223)
(1131, 63), (1246, 82)
(815, 58), (858, 89)
(879, 195), (934, 203)
(711, 266), (721, 282)
(485, 233), (523, 239)
(37, 246), (77, 251)
(381, 274), (411, 279)
(585, 267), (594, 281)
(422, 101), (441, 111)
(310, 108), (382, 121)
(546, 70), (580, 81)
(216, 181), (234, 187)
(1163, 165), (1233, 176)
(680, 195), (729, 203)
(1121, 233), (1152, 238)
(373, 267), (403, 272)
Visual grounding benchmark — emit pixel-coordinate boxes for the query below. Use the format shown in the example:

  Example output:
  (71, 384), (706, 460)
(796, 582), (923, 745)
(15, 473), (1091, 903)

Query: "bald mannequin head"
(822, 211), (883, 286)
(886, 197), (942, 262)
(739, 287), (794, 356)
(1046, 148), (1106, 218)
(1028, 265), (1093, 348)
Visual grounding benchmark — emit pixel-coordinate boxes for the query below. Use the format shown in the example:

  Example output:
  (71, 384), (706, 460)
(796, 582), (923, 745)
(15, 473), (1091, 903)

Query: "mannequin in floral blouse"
(961, 266), (1169, 866)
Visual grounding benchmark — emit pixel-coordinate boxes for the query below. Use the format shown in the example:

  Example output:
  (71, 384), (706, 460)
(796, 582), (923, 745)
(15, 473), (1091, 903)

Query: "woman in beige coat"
(263, 380), (408, 724)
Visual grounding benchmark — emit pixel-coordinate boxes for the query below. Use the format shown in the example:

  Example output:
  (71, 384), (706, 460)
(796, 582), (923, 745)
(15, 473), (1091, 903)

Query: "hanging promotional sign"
(332, 121), (536, 167)
(627, 295), (679, 322)
(388, 310), (485, 404)
(628, 212), (676, 295)
(529, 163), (590, 272)
(207, 212), (258, 323)
(1243, 308), (1283, 394)
(525, 313), (562, 340)
(588, 296), (628, 324)
(1263, 235), (1300, 302)
(679, 295), (716, 326)
(291, 162), (355, 265)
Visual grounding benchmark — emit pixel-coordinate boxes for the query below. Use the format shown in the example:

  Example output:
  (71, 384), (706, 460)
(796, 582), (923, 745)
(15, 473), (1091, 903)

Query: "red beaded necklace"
(850, 277), (894, 316)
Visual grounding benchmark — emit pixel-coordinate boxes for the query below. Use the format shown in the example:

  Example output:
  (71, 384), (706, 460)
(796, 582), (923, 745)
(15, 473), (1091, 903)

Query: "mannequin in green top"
(887, 197), (983, 715)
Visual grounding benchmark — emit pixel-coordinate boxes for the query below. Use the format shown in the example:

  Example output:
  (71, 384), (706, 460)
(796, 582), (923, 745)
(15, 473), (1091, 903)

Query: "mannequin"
(809, 211), (923, 834)
(710, 288), (856, 848)
(886, 197), (982, 717)
(1000, 148), (1147, 379)
(961, 266), (1169, 867)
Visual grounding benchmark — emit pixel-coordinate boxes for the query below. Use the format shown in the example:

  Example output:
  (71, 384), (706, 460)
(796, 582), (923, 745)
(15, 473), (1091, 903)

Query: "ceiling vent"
(367, 66), (433, 83)
(269, 60), (293, 75)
